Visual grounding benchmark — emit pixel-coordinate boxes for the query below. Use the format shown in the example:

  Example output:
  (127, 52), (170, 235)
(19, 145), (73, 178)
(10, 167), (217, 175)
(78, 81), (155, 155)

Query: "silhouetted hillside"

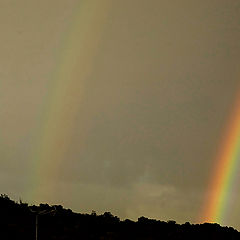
(0, 194), (239, 239)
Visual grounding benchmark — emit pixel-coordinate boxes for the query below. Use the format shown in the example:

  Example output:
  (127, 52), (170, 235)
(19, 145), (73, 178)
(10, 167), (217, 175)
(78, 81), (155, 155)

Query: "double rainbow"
(201, 91), (240, 224)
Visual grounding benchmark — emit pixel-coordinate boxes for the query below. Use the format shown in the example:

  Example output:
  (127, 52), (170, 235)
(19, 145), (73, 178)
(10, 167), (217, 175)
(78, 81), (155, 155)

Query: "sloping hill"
(0, 194), (239, 240)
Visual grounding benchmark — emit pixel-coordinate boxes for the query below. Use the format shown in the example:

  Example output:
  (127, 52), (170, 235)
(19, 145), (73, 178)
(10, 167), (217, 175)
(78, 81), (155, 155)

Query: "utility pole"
(36, 214), (38, 240)
(30, 207), (56, 240)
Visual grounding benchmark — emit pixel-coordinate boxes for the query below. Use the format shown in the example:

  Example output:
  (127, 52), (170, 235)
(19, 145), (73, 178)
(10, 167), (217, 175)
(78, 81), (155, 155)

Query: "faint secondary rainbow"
(26, 0), (112, 203)
(200, 90), (240, 224)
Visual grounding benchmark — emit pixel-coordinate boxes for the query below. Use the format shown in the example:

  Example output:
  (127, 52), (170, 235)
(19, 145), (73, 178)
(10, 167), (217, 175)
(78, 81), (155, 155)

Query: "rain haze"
(1, 0), (240, 230)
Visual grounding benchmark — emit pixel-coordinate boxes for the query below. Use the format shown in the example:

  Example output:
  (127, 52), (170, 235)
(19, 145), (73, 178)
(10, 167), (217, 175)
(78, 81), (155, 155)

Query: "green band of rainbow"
(200, 91), (240, 224)
(26, 0), (112, 203)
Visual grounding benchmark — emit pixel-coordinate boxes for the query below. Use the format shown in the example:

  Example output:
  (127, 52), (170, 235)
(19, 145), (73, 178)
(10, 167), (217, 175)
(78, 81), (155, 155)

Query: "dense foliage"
(0, 194), (239, 239)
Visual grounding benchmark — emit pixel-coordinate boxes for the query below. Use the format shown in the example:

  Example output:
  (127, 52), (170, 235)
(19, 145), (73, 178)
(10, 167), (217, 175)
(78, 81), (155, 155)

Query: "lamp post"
(30, 207), (56, 240)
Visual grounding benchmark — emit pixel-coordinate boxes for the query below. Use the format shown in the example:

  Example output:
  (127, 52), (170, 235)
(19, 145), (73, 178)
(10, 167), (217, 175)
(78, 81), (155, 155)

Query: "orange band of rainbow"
(200, 91), (240, 224)
(26, 0), (112, 203)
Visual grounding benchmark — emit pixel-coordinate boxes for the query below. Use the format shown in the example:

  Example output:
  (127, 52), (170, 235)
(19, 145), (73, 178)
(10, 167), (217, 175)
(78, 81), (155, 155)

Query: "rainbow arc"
(26, 0), (112, 202)
(201, 92), (240, 224)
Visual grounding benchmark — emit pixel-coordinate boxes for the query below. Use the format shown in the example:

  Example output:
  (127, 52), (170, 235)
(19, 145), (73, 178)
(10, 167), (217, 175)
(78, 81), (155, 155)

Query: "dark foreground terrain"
(0, 194), (239, 240)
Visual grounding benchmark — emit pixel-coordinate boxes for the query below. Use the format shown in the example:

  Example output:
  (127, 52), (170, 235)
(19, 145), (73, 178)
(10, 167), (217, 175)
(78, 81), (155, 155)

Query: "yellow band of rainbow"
(200, 91), (240, 224)
(26, 0), (112, 203)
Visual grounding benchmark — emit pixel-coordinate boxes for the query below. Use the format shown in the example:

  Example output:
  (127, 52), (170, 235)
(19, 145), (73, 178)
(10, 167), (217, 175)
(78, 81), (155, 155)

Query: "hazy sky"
(1, 0), (240, 229)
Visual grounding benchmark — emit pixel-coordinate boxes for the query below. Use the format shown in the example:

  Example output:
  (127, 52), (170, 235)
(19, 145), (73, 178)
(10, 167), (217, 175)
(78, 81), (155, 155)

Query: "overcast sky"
(1, 0), (240, 229)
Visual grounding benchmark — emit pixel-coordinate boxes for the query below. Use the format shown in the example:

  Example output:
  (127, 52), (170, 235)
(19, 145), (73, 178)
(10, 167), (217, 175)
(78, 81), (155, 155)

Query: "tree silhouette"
(0, 194), (239, 240)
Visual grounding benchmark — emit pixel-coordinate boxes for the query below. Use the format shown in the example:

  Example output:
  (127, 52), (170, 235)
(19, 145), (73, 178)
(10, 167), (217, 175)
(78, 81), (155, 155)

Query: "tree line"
(0, 194), (239, 239)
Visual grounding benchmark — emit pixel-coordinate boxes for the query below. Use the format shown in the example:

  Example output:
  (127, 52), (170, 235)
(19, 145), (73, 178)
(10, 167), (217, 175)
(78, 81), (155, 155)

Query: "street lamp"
(30, 207), (56, 240)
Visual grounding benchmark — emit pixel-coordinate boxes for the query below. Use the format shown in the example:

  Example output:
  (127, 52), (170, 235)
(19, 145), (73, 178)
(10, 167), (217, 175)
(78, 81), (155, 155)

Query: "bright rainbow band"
(201, 92), (240, 224)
